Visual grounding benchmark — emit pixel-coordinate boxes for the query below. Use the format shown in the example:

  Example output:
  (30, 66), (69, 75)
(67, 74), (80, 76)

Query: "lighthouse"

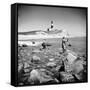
(51, 21), (54, 29)
(47, 21), (54, 31)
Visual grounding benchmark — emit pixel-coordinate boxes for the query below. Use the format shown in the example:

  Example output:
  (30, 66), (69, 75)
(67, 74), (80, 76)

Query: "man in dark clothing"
(62, 37), (67, 53)
(62, 37), (72, 53)
(42, 42), (46, 49)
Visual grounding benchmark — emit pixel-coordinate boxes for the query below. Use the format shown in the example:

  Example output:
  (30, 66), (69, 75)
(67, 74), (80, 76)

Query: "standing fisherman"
(62, 37), (68, 53)
(41, 39), (47, 49)
(42, 42), (46, 49)
(62, 36), (71, 53)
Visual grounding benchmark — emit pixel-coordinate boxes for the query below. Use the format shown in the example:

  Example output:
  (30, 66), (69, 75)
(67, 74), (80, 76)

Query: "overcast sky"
(18, 5), (87, 37)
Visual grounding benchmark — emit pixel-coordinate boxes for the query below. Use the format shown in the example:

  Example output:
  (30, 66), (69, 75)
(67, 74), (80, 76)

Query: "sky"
(18, 5), (87, 37)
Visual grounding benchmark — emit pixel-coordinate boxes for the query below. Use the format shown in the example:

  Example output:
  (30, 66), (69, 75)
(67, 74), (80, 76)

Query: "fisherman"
(62, 37), (70, 53)
(51, 21), (54, 29)
(42, 42), (46, 49)
(62, 37), (67, 53)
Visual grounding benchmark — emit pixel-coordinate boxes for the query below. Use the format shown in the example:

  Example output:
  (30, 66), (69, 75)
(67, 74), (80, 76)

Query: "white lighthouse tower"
(51, 21), (54, 29)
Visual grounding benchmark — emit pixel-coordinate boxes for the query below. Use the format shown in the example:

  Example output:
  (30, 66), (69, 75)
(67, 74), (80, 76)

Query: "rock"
(28, 69), (40, 84)
(72, 60), (84, 74)
(46, 62), (56, 67)
(67, 52), (77, 64)
(24, 68), (30, 73)
(59, 48), (63, 54)
(18, 63), (23, 72)
(60, 72), (75, 82)
(74, 71), (86, 81)
(24, 62), (30, 69)
(49, 58), (54, 61)
(28, 69), (58, 84)
(62, 51), (77, 72)
(64, 60), (73, 73)
(54, 52), (60, 56)
(32, 49), (42, 53)
(31, 55), (41, 62)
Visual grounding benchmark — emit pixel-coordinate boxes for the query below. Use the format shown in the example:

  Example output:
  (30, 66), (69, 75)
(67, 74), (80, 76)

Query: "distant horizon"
(18, 36), (86, 41)
(18, 34), (86, 41)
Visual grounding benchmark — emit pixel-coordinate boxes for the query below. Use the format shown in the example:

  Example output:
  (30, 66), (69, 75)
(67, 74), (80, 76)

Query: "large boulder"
(63, 50), (78, 72)
(60, 72), (75, 82)
(28, 69), (59, 84)
(66, 52), (77, 64)
(28, 69), (40, 84)
(64, 50), (85, 81)
(72, 60), (84, 74)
